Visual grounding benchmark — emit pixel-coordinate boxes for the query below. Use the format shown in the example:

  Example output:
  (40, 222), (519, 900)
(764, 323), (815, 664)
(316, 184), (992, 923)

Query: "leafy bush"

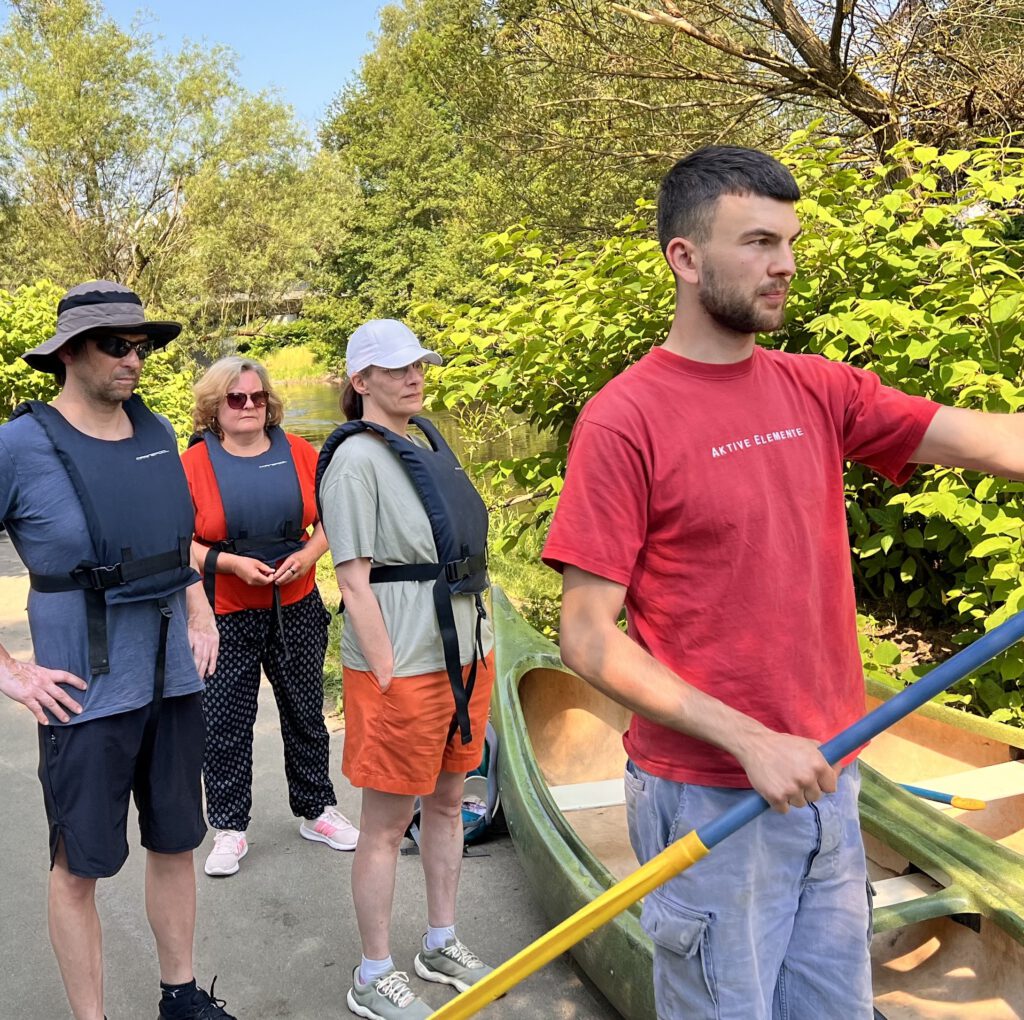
(428, 135), (1024, 724)
(0, 281), (63, 413)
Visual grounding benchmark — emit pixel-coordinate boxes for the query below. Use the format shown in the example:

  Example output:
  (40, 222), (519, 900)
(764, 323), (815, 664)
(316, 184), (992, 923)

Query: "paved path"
(0, 534), (621, 1019)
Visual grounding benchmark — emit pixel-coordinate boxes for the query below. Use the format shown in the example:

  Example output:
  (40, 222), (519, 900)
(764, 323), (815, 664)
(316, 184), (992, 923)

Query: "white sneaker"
(204, 829), (248, 876)
(300, 806), (359, 851)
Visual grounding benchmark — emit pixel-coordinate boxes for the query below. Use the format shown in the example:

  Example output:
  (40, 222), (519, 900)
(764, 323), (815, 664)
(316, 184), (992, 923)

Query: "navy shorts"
(37, 692), (207, 879)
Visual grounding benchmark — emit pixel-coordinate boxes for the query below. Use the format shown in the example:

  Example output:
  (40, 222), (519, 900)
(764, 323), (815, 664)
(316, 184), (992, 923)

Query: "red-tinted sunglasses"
(225, 390), (269, 410)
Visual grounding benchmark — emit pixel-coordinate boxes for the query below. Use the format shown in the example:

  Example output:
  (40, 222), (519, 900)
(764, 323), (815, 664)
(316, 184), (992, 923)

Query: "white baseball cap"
(345, 319), (443, 377)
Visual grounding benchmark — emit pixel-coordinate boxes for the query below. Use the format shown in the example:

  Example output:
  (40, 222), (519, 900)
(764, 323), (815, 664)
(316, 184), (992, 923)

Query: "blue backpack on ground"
(406, 722), (502, 849)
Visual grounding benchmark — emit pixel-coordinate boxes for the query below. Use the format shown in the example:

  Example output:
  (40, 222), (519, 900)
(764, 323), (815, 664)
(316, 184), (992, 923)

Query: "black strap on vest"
(28, 538), (190, 676)
(317, 417), (489, 745)
(135, 599), (173, 780)
(196, 536), (301, 662)
(369, 551), (488, 744)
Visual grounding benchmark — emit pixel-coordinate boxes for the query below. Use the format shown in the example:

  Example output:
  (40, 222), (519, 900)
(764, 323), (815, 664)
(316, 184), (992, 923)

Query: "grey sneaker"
(414, 936), (494, 992)
(346, 967), (431, 1020)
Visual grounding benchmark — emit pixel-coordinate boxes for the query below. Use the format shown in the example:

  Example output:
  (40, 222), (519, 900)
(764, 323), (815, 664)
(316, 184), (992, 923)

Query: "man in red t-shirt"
(543, 146), (1024, 1019)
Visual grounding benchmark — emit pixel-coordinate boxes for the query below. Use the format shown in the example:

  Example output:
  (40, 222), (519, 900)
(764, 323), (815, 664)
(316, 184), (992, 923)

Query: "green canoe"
(489, 586), (1024, 1019)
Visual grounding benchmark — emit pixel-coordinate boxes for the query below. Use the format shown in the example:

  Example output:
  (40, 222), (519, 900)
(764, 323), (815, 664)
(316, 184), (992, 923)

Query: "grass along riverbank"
(262, 345), (332, 382)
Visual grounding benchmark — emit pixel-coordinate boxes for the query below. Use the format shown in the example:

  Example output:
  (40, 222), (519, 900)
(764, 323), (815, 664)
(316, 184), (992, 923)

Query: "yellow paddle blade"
(950, 796), (987, 811)
(429, 829), (710, 1019)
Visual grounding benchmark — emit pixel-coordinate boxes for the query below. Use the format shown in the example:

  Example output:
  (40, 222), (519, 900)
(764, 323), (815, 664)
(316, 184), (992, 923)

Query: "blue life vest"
(12, 395), (195, 678)
(195, 426), (305, 565)
(193, 425), (305, 606)
(315, 415), (489, 744)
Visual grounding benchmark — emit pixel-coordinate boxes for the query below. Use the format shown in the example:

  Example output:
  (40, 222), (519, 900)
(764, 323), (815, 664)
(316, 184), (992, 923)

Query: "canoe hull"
(489, 594), (656, 1020)
(490, 588), (1024, 1019)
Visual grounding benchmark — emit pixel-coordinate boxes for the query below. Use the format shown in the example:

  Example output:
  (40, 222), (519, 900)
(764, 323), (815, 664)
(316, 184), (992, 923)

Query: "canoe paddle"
(899, 782), (986, 810)
(429, 609), (1024, 1019)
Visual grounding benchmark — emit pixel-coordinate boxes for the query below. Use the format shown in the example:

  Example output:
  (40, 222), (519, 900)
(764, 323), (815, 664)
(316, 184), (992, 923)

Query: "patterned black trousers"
(202, 587), (337, 831)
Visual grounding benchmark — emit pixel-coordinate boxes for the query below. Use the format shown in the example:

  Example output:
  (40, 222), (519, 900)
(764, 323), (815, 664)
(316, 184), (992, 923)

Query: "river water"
(278, 379), (549, 466)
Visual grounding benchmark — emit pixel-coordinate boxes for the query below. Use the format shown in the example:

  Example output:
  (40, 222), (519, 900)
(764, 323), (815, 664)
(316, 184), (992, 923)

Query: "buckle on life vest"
(444, 558), (472, 583)
(73, 563), (125, 590)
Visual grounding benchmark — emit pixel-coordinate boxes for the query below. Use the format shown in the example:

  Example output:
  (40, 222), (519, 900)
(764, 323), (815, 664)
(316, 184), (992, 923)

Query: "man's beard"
(83, 372), (139, 406)
(698, 262), (786, 335)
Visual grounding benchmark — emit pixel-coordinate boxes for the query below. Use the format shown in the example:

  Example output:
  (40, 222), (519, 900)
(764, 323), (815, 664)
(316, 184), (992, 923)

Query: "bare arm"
(0, 644), (87, 724)
(559, 566), (836, 812)
(335, 557), (394, 691)
(910, 405), (1024, 477)
(185, 580), (219, 678)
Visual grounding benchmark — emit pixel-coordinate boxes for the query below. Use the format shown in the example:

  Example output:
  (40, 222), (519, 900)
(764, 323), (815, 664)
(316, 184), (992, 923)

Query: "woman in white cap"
(317, 320), (496, 1019)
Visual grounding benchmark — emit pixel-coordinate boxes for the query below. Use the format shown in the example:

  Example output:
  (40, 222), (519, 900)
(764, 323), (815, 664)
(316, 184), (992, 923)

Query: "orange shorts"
(341, 652), (495, 796)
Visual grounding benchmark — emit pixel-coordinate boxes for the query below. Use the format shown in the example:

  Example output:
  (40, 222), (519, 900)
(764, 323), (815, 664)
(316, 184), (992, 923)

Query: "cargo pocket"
(643, 893), (720, 1020)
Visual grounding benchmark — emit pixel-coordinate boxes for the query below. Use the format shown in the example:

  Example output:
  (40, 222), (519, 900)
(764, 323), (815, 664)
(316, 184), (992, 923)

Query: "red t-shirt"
(542, 345), (940, 787)
(181, 433), (320, 615)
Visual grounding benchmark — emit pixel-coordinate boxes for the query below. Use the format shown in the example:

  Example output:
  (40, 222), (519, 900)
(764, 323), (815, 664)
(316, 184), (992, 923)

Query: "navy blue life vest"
(191, 426), (307, 656)
(12, 395), (195, 677)
(195, 426), (305, 565)
(315, 415), (489, 744)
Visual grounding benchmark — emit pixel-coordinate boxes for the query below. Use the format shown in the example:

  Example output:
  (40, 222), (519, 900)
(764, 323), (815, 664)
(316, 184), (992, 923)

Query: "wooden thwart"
(907, 760), (1024, 803)
(550, 779), (626, 812)
(871, 873), (944, 910)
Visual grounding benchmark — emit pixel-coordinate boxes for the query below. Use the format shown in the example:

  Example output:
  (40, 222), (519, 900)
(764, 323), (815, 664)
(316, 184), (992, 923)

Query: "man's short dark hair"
(657, 146), (800, 252)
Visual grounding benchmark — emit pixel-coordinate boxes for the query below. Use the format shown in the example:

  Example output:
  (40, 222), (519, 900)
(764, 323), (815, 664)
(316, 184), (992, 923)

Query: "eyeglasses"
(93, 335), (156, 360)
(225, 390), (270, 410)
(378, 361), (426, 380)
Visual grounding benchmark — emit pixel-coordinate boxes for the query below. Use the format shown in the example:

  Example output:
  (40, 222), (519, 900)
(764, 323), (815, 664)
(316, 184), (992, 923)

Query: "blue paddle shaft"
(697, 610), (1024, 850)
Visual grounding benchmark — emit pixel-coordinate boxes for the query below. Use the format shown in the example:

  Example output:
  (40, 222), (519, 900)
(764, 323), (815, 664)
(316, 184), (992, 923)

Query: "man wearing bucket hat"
(0, 281), (238, 1019)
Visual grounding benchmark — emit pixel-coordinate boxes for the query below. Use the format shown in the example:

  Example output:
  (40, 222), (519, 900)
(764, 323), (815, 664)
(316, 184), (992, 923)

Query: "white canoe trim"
(551, 778), (626, 812)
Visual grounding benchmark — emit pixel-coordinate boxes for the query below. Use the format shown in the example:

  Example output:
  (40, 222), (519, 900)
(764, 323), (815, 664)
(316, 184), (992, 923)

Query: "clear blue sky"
(101, 1), (386, 130)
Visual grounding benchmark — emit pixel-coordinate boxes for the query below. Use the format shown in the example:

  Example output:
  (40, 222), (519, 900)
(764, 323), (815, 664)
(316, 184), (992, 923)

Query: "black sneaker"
(157, 977), (237, 1019)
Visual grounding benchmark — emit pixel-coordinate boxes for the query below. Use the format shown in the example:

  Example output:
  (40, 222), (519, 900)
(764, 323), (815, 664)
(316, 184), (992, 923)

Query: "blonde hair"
(192, 356), (285, 435)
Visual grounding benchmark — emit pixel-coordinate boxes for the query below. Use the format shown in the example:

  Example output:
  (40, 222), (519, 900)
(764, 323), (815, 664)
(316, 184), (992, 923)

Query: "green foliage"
(0, 0), (342, 347)
(0, 280), (62, 413)
(430, 135), (1024, 724)
(777, 133), (1024, 720)
(425, 206), (673, 538)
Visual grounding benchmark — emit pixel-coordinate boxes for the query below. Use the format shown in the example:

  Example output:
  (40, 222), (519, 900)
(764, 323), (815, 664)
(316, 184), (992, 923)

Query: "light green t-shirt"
(319, 428), (494, 675)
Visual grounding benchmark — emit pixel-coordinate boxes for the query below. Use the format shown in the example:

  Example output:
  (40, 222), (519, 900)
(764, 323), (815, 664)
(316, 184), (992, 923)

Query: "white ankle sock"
(359, 955), (394, 985)
(425, 924), (456, 950)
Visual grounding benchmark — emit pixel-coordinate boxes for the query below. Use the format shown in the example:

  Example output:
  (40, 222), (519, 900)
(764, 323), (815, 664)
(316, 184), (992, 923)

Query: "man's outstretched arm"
(911, 405), (1024, 476)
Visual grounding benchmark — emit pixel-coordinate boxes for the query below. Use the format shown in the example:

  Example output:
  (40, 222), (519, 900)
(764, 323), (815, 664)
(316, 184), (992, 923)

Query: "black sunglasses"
(93, 335), (156, 360)
(225, 390), (270, 410)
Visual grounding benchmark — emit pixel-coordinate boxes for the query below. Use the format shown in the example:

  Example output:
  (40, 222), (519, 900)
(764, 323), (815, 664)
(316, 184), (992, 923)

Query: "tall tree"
(0, 0), (338, 327)
(611, 0), (1024, 154)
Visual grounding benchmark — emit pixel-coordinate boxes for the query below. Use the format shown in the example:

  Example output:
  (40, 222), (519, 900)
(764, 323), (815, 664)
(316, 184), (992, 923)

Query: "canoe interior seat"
(550, 778), (626, 813)
(871, 872), (944, 910)
(908, 760), (1024, 803)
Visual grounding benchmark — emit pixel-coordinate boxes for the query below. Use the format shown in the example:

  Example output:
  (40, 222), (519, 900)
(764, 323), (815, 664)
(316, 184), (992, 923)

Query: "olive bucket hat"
(22, 280), (182, 375)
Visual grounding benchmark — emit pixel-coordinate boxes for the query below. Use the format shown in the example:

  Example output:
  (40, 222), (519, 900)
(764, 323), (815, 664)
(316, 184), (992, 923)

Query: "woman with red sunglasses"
(181, 356), (358, 878)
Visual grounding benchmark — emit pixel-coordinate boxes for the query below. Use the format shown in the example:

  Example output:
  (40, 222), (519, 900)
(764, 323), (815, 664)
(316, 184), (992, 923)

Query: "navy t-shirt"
(0, 412), (203, 725)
